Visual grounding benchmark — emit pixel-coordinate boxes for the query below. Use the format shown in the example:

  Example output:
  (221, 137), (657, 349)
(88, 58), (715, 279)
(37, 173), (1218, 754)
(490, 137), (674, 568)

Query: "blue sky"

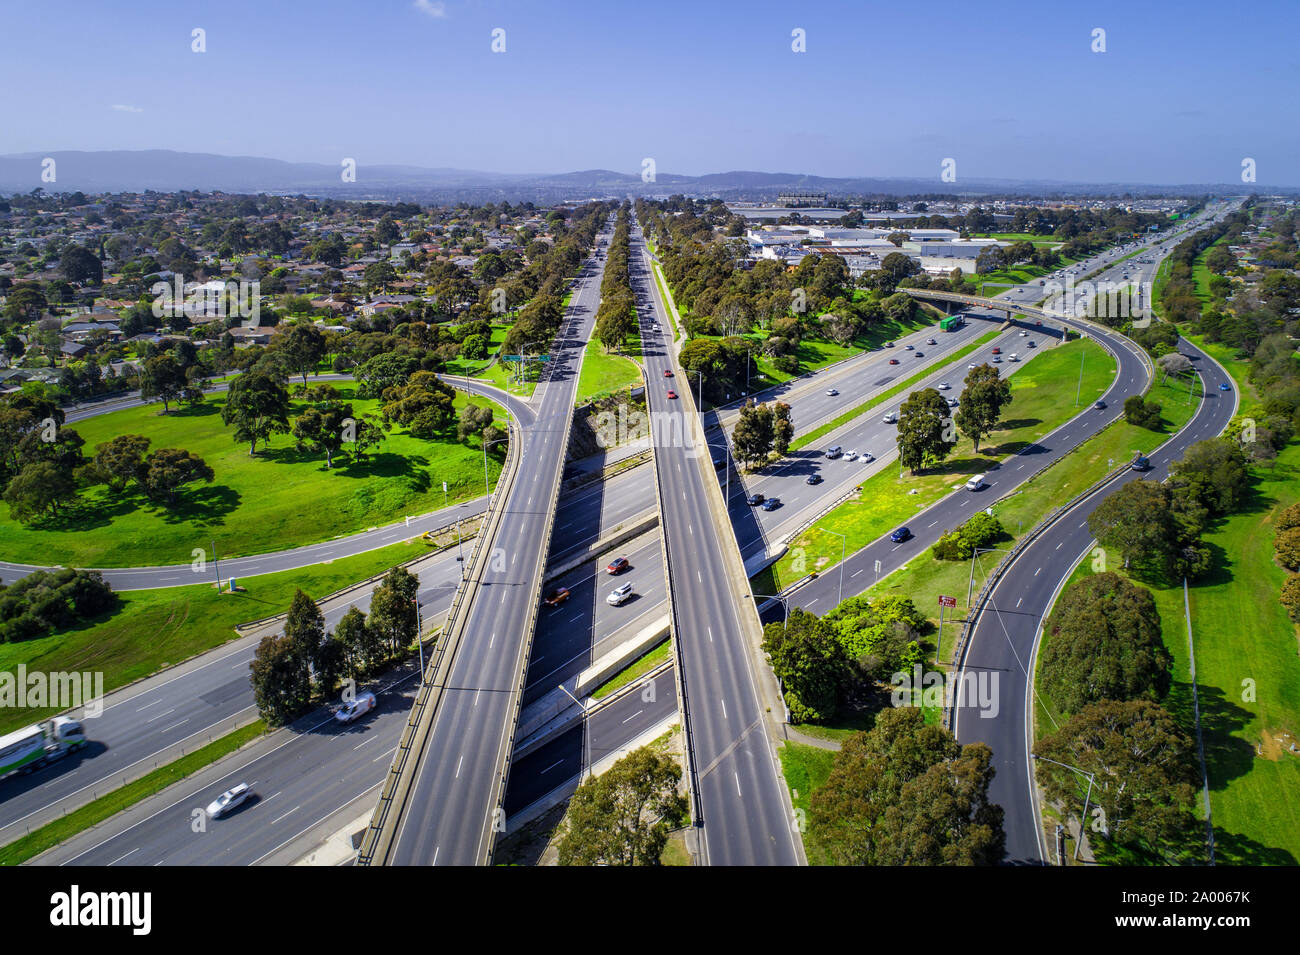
(1, 0), (1297, 185)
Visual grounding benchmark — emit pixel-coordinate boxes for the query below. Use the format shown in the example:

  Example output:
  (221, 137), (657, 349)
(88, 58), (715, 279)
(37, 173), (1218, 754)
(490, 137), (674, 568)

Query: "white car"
(206, 783), (251, 819)
(938, 381), (951, 390)
(825, 388), (839, 397)
(882, 411), (898, 424)
(859, 452), (875, 463)
(947, 397), (959, 407)
(607, 582), (634, 606)
(335, 690), (376, 724)
(845, 450), (859, 460)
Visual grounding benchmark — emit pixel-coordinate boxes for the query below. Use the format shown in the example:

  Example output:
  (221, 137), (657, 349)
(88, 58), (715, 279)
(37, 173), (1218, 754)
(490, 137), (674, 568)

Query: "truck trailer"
(0, 717), (87, 780)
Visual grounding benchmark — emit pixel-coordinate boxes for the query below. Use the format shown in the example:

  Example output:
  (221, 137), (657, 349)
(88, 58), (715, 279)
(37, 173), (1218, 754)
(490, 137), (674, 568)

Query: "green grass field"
(0, 538), (433, 734)
(759, 340), (1115, 594)
(778, 741), (837, 864)
(0, 383), (506, 567)
(576, 325), (644, 405)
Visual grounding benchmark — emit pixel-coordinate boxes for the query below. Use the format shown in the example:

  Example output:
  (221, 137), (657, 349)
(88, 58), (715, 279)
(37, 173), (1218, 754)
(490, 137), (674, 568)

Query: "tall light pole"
(1074, 338), (1086, 407)
(1032, 753), (1096, 862)
(823, 528), (846, 607)
(482, 434), (509, 496)
(412, 597), (424, 679)
(746, 593), (790, 631)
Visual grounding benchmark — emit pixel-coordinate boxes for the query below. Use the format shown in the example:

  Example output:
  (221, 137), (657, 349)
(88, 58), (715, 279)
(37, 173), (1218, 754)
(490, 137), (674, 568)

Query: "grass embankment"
(590, 639), (671, 700)
(576, 325), (644, 406)
(778, 740), (837, 864)
(0, 719), (268, 865)
(0, 539), (435, 734)
(758, 340), (1115, 596)
(0, 384), (505, 567)
(790, 331), (1000, 451)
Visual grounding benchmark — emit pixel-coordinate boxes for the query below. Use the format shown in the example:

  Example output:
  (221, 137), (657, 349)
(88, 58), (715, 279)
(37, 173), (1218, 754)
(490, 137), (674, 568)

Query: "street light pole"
(1075, 340), (1085, 407)
(748, 593), (790, 631)
(1032, 754), (1097, 862)
(823, 529), (846, 607)
(412, 597), (424, 678)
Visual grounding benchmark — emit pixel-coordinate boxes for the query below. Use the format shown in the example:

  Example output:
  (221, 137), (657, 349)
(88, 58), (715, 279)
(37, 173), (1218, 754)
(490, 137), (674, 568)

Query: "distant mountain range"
(0, 150), (1289, 202)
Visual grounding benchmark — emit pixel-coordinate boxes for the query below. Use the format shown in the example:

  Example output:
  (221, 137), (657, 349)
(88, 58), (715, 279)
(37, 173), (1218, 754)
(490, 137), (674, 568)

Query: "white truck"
(0, 717), (87, 780)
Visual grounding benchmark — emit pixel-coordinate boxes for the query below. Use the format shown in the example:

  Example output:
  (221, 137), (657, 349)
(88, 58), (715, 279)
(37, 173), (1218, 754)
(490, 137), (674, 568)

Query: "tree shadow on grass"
(168, 403), (221, 419)
(1213, 828), (1298, 865)
(920, 455), (990, 478)
(154, 484), (241, 526)
(335, 451), (428, 480)
(996, 417), (1043, 433)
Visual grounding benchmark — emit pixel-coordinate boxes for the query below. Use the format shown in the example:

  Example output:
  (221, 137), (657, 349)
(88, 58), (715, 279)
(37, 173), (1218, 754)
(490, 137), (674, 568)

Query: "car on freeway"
(890, 527), (911, 543)
(826, 388), (839, 396)
(938, 381), (950, 390)
(663, 369), (673, 377)
(666, 389), (677, 399)
(544, 587), (570, 607)
(1027, 340), (1036, 348)
(888, 358), (900, 365)
(1094, 400), (1107, 410)
(904, 343), (914, 350)
(1019, 330), (1027, 336)
(968, 362), (977, 369)
(713, 457), (726, 470)
(914, 351), (924, 358)
(824, 446), (842, 459)
(607, 582), (634, 606)
(746, 493), (765, 506)
(1219, 382), (1232, 391)
(845, 449), (858, 460)
(806, 473), (823, 485)
(927, 338), (937, 345)
(857, 452), (875, 463)
(882, 411), (898, 424)
(947, 397), (959, 407)
(206, 783), (251, 820)
(1035, 319), (1043, 326)
(1131, 455), (1152, 472)
(606, 556), (630, 575)
(761, 497), (781, 511)
(991, 347), (1001, 355)
(991, 356), (1002, 363)
(335, 691), (377, 724)
(884, 341), (895, 347)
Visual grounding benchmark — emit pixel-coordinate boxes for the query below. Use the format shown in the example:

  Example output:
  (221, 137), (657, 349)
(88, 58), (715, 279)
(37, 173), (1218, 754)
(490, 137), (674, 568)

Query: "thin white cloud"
(413, 0), (447, 18)
(111, 104), (144, 113)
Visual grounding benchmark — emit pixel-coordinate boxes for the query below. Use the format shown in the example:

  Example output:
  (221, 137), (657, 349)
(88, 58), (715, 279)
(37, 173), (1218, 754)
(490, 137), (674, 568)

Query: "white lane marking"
(541, 760), (564, 774)
(720, 699), (727, 719)
(455, 754), (464, 778)
(708, 626), (713, 642)
(374, 746), (396, 763)
(735, 772), (742, 797)
(271, 806), (299, 825)
(145, 708), (175, 723)
(109, 848), (140, 866)
(1034, 567), (1041, 576)
(623, 709), (644, 724)
(353, 736), (376, 750)
(159, 719), (189, 733)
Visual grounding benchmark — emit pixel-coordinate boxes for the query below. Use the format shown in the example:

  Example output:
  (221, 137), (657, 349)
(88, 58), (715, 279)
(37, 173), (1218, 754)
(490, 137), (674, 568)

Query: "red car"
(888, 358), (899, 365)
(663, 369), (673, 377)
(666, 389), (677, 399)
(606, 557), (630, 575)
(991, 347), (1001, 355)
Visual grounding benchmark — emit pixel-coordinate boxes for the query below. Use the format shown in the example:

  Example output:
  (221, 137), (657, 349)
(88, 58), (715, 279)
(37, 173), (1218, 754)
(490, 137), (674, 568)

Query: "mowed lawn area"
(576, 323), (644, 405)
(0, 384), (507, 567)
(0, 538), (431, 734)
(757, 339), (1114, 594)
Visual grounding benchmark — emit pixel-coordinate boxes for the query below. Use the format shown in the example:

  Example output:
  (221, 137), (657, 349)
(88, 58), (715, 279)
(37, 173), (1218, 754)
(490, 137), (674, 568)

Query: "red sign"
(938, 595), (957, 609)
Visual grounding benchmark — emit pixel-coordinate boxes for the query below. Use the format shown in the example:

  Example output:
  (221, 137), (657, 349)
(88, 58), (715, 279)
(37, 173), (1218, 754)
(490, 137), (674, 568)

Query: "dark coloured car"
(761, 497), (781, 511)
(1219, 382), (1231, 392)
(746, 493), (765, 506)
(806, 474), (823, 485)
(1094, 400), (1106, 409)
(890, 527), (911, 543)
(606, 557), (630, 575)
(1130, 456), (1151, 472)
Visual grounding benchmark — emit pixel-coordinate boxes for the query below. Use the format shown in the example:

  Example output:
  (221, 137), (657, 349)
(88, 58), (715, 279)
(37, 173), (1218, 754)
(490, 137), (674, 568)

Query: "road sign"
(939, 595), (957, 609)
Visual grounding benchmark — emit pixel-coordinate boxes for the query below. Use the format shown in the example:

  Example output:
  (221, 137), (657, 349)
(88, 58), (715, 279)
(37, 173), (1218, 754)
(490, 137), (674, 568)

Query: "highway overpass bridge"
(901, 287), (1068, 326)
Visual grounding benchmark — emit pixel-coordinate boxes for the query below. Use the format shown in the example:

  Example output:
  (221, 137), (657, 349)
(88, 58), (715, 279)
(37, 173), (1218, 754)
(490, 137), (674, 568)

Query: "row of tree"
(249, 568), (420, 726)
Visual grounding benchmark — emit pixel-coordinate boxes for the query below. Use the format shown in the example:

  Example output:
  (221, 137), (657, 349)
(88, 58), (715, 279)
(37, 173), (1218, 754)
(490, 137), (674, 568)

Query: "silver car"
(206, 783), (251, 819)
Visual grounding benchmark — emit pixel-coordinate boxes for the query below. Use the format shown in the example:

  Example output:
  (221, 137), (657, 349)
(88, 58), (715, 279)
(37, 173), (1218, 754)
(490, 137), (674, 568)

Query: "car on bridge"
(335, 691), (377, 724)
(761, 497), (781, 511)
(746, 493), (765, 506)
(606, 583), (634, 606)
(606, 557), (630, 575)
(544, 587), (571, 607)
(663, 369), (673, 377)
(666, 389), (677, 399)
